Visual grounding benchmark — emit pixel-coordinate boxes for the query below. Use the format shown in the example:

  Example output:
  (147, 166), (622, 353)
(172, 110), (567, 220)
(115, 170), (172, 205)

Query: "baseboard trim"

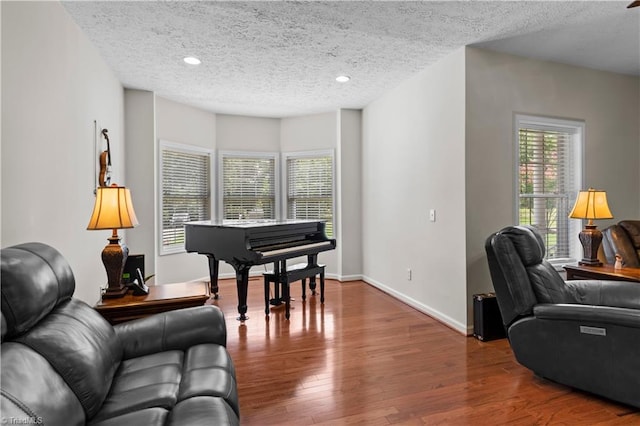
(334, 274), (362, 282)
(362, 275), (470, 336)
(192, 272), (471, 334)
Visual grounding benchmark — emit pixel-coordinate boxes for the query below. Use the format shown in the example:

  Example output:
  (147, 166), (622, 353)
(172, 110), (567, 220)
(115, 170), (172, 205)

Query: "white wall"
(213, 113), (281, 278)
(154, 96), (217, 283)
(280, 112), (339, 275)
(280, 112), (337, 152)
(216, 114), (280, 152)
(1, 1), (125, 304)
(362, 48), (468, 333)
(337, 109), (363, 280)
(465, 47), (640, 322)
(124, 90), (156, 278)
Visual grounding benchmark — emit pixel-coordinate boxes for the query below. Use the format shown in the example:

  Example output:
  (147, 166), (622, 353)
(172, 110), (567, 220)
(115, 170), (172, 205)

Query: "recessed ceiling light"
(184, 56), (201, 65)
(336, 75), (351, 83)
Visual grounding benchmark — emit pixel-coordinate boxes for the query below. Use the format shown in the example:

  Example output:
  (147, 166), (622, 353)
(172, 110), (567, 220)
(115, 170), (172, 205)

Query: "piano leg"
(307, 254), (318, 295)
(234, 264), (251, 322)
(274, 261), (281, 303)
(207, 255), (220, 299)
(280, 259), (291, 320)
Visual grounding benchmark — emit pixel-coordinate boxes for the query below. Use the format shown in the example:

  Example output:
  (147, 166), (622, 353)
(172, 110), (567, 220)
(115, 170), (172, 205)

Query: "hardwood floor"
(207, 278), (639, 425)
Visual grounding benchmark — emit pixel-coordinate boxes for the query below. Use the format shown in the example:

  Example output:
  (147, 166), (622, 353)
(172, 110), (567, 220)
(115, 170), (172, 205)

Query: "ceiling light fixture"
(336, 75), (351, 83)
(183, 56), (201, 65)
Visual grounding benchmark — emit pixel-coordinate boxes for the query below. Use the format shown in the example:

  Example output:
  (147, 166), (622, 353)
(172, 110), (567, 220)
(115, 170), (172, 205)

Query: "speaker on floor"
(473, 293), (506, 341)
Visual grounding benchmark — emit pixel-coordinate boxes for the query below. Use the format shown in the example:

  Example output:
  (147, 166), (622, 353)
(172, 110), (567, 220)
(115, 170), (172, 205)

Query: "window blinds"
(518, 127), (575, 259)
(161, 147), (210, 251)
(222, 156), (275, 220)
(286, 156), (333, 237)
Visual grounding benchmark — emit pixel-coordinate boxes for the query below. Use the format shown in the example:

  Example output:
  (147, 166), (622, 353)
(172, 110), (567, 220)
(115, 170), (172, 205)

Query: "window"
(515, 115), (583, 261)
(284, 151), (334, 237)
(220, 152), (277, 220)
(159, 141), (212, 254)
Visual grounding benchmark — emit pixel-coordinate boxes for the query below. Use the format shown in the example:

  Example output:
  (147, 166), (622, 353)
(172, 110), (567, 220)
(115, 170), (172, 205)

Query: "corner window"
(159, 141), (213, 254)
(515, 115), (583, 262)
(219, 152), (277, 220)
(284, 151), (335, 238)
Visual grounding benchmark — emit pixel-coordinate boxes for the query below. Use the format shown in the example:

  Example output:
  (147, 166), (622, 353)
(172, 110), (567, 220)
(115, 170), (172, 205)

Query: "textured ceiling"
(62, 1), (639, 118)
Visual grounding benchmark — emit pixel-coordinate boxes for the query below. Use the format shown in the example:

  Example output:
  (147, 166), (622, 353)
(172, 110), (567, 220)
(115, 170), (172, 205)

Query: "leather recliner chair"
(601, 220), (640, 267)
(485, 225), (640, 408)
(1, 242), (240, 425)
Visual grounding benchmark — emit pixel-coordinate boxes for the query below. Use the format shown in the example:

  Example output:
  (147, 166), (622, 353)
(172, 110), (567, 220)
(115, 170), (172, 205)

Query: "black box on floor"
(473, 293), (506, 341)
(123, 254), (145, 284)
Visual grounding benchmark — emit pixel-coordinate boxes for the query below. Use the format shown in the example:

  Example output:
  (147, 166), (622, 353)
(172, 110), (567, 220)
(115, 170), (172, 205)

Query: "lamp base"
(102, 284), (129, 299)
(101, 233), (129, 300)
(578, 224), (603, 267)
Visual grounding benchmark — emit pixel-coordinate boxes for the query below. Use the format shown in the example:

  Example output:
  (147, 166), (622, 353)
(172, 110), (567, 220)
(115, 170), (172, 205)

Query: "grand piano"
(184, 219), (336, 321)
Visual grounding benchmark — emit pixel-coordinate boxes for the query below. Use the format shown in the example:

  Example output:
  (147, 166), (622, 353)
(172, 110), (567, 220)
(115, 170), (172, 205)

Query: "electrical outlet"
(407, 268), (412, 281)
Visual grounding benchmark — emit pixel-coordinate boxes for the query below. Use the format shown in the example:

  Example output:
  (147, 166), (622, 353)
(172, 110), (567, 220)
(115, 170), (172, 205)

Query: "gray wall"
(465, 47), (640, 322)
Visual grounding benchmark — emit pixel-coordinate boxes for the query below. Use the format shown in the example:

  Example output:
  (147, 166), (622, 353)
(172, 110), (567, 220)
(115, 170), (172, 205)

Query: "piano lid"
(185, 219), (325, 229)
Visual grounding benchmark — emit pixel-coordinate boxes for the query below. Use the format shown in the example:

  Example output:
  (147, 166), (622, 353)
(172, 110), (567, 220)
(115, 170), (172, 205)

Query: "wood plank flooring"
(207, 278), (639, 425)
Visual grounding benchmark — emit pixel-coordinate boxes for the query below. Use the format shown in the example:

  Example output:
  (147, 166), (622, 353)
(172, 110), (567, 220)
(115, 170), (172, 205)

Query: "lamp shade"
(87, 185), (139, 230)
(568, 188), (613, 220)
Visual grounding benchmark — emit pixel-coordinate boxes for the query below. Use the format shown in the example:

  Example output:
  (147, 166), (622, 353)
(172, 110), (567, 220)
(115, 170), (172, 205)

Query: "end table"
(95, 281), (210, 324)
(563, 264), (640, 283)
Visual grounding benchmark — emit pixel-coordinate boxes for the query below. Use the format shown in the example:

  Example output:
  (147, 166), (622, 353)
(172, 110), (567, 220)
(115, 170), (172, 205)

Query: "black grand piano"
(184, 219), (336, 321)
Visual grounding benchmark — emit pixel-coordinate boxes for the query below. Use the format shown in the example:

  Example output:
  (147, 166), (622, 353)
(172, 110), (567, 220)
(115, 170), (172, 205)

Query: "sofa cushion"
(89, 408), (169, 426)
(1, 342), (85, 426)
(91, 351), (184, 422)
(0, 243), (75, 340)
(528, 262), (576, 304)
(14, 299), (122, 419)
(167, 396), (239, 426)
(91, 344), (239, 424)
(179, 344), (239, 416)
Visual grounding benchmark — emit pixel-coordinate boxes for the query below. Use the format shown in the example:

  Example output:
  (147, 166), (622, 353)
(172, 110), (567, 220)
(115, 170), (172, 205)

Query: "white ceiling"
(62, 1), (639, 118)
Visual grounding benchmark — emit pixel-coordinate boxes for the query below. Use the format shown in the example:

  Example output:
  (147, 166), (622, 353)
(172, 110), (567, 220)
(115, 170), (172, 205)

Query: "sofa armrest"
(565, 279), (640, 310)
(114, 305), (227, 360)
(533, 303), (640, 328)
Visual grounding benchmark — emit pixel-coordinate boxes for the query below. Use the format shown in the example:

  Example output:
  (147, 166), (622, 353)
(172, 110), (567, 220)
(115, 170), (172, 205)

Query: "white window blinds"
(517, 117), (583, 260)
(160, 143), (211, 253)
(222, 154), (276, 220)
(286, 154), (334, 237)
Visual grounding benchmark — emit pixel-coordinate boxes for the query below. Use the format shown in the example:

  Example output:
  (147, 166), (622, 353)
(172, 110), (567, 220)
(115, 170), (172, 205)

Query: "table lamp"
(568, 188), (613, 266)
(87, 185), (139, 298)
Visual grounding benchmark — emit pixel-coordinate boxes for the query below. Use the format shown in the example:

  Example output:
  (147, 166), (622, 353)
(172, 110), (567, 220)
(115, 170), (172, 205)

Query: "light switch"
(429, 209), (436, 222)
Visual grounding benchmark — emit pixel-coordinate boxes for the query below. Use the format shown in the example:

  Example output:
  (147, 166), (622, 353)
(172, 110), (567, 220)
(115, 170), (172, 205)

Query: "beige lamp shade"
(568, 188), (613, 220)
(87, 185), (139, 230)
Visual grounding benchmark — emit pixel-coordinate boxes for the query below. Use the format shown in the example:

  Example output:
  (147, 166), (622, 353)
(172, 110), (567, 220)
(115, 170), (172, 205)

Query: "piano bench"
(263, 263), (326, 318)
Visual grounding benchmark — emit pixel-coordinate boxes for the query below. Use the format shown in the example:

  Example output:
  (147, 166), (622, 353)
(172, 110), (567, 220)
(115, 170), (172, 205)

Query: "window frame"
(218, 150), (280, 221)
(158, 140), (214, 255)
(513, 114), (585, 265)
(282, 149), (336, 238)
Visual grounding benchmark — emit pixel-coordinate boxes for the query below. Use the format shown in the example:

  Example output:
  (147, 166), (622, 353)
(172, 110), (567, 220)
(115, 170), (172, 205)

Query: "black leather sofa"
(601, 220), (640, 267)
(0, 242), (240, 425)
(485, 226), (640, 408)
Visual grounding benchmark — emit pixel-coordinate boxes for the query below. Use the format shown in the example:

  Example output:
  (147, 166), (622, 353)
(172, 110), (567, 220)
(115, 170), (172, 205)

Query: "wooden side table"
(563, 264), (640, 283)
(95, 281), (210, 324)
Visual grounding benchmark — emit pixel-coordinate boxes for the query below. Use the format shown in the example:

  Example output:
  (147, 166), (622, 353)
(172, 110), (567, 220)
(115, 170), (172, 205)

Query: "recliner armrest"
(114, 305), (227, 360)
(534, 303), (640, 328)
(565, 279), (640, 309)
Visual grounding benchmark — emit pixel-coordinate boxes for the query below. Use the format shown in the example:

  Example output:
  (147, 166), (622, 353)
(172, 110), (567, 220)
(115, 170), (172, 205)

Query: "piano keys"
(184, 219), (336, 321)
